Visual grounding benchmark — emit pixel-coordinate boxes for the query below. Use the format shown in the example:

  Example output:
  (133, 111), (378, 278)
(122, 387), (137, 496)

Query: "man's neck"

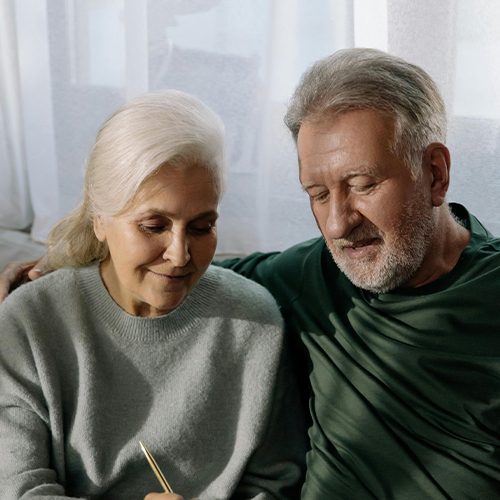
(406, 206), (471, 289)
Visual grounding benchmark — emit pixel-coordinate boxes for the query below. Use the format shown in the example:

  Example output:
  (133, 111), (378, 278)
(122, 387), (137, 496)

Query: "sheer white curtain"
(383, 0), (500, 236)
(0, 0), (33, 230)
(1, 0), (499, 259)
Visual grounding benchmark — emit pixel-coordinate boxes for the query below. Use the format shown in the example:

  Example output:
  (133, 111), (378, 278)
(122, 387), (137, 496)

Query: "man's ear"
(423, 143), (451, 207)
(93, 215), (106, 242)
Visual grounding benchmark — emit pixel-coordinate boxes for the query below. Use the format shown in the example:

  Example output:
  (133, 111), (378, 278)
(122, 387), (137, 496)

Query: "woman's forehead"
(123, 165), (220, 217)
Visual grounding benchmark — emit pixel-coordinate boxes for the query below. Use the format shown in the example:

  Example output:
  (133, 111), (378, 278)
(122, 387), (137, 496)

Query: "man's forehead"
(297, 110), (396, 158)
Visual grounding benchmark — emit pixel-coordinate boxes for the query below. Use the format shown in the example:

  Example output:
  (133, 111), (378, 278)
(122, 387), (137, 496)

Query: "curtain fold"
(0, 0), (33, 230)
(1, 0), (499, 252)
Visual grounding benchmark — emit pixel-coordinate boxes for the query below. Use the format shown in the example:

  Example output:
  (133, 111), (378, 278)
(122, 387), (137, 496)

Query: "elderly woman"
(0, 90), (307, 499)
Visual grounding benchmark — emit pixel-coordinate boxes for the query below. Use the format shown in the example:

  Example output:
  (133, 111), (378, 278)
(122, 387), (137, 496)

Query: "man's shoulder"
(453, 203), (500, 268)
(218, 237), (327, 308)
(452, 202), (500, 244)
(221, 237), (324, 276)
(263, 237), (327, 287)
(277, 237), (325, 263)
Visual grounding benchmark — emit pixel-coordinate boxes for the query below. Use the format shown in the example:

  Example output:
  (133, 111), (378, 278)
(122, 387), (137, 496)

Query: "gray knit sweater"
(0, 264), (307, 499)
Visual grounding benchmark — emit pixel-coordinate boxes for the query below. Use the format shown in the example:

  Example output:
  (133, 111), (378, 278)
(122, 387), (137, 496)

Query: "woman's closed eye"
(188, 222), (216, 235)
(138, 221), (216, 235)
(139, 223), (168, 234)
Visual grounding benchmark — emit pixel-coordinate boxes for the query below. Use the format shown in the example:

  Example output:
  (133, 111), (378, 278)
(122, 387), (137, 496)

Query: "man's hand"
(144, 493), (184, 500)
(0, 258), (47, 303)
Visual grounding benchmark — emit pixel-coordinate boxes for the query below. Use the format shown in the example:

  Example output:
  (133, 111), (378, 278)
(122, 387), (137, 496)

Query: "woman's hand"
(144, 493), (184, 500)
(0, 257), (48, 302)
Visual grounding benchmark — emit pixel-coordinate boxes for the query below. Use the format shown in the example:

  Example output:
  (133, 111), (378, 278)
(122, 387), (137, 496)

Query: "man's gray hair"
(284, 48), (447, 176)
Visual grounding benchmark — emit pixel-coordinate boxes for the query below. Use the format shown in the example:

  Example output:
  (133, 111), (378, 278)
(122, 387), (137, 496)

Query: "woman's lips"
(148, 269), (191, 286)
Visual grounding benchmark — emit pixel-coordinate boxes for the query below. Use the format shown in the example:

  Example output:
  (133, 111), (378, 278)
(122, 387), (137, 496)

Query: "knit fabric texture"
(0, 264), (307, 499)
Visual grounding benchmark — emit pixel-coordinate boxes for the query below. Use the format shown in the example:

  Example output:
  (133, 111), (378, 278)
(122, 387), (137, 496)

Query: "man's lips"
(331, 236), (380, 250)
(327, 237), (381, 260)
(342, 237), (380, 249)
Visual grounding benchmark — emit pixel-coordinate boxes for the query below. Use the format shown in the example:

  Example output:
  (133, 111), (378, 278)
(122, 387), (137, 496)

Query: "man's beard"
(326, 193), (435, 294)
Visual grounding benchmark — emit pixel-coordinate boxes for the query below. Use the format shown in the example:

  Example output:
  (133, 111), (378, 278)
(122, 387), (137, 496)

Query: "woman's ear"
(424, 143), (451, 207)
(93, 215), (106, 242)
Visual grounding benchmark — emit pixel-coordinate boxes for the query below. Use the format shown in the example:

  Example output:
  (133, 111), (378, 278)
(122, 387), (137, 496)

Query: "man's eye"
(351, 183), (376, 193)
(310, 191), (329, 203)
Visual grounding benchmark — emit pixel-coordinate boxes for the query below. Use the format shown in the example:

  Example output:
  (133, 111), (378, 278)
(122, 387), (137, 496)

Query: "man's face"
(298, 109), (436, 293)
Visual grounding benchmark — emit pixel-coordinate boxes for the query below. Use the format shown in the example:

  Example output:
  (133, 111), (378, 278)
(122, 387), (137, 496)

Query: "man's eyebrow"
(301, 166), (380, 190)
(301, 183), (322, 192)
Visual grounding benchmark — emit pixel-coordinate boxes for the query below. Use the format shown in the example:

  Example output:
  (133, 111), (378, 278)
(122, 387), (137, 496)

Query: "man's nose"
(162, 231), (190, 266)
(324, 194), (360, 241)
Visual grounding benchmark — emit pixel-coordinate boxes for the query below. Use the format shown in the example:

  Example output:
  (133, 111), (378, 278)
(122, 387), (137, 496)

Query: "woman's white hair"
(46, 89), (225, 269)
(284, 48), (447, 176)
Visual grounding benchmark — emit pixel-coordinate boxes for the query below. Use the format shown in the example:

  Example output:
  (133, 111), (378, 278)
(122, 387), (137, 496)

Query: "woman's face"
(94, 164), (219, 317)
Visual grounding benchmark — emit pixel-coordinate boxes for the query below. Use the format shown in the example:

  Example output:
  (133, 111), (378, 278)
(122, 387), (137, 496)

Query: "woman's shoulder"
(204, 264), (278, 303)
(0, 266), (85, 317)
(199, 265), (283, 325)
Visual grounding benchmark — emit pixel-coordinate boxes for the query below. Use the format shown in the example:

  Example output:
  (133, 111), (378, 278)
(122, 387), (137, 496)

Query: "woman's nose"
(162, 231), (190, 266)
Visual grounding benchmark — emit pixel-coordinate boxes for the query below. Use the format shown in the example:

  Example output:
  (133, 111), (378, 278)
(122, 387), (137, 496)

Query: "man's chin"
(340, 264), (419, 294)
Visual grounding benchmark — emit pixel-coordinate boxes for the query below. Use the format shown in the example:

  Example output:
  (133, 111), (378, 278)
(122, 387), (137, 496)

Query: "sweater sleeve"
(230, 341), (309, 500)
(0, 308), (82, 499)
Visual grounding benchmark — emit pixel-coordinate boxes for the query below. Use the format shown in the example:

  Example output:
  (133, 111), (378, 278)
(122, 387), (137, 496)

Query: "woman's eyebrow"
(133, 209), (219, 220)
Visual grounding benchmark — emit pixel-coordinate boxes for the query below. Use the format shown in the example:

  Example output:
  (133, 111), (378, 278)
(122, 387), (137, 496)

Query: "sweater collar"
(77, 263), (219, 342)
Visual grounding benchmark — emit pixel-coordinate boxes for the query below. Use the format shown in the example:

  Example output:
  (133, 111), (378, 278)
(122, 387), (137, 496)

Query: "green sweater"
(0, 264), (307, 499)
(221, 204), (500, 499)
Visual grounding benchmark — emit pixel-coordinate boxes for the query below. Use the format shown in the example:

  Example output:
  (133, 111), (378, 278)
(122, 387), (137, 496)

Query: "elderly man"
(2, 49), (500, 499)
